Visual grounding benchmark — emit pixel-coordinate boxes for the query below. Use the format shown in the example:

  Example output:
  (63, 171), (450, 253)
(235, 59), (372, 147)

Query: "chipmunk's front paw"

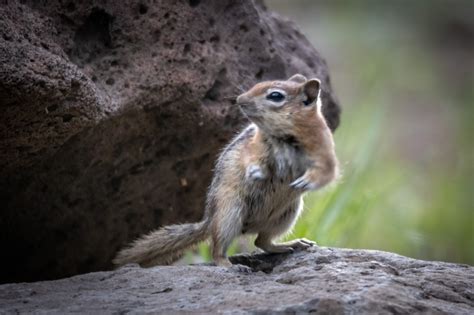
(290, 173), (319, 191)
(246, 164), (266, 181)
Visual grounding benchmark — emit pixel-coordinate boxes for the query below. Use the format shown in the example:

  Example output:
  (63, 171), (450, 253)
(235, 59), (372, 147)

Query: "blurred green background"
(190, 0), (474, 265)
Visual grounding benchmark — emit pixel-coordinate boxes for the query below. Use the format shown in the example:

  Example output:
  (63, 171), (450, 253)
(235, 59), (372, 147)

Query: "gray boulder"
(0, 248), (472, 314)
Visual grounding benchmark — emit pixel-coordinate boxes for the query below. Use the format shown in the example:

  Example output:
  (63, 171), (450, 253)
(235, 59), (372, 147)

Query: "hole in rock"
(72, 8), (113, 63)
(239, 24), (249, 32)
(62, 114), (74, 122)
(183, 43), (191, 54)
(139, 3), (148, 15)
(188, 0), (200, 7)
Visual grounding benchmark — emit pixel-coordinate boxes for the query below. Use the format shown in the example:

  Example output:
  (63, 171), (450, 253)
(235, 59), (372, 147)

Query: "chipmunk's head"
(236, 74), (323, 137)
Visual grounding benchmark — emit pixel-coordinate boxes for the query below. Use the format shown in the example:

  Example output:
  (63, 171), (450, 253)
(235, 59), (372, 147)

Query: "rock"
(0, 248), (472, 314)
(0, 0), (340, 283)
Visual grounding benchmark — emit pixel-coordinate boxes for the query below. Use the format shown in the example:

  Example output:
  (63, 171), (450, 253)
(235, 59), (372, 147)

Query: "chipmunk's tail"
(113, 220), (209, 267)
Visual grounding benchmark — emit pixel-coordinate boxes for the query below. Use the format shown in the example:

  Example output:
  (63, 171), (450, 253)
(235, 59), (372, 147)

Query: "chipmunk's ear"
(302, 79), (321, 106)
(288, 74), (307, 84)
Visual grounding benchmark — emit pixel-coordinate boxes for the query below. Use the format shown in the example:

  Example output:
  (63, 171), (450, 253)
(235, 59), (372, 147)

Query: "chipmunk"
(113, 74), (339, 268)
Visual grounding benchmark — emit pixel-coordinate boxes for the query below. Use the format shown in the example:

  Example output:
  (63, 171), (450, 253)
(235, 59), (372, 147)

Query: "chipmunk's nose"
(236, 94), (248, 105)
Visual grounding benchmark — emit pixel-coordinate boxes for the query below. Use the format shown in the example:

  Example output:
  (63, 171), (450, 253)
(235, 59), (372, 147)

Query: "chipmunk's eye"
(266, 91), (285, 102)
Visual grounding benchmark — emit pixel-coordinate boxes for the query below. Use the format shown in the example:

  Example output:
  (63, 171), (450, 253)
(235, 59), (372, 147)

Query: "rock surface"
(0, 0), (340, 283)
(0, 248), (472, 314)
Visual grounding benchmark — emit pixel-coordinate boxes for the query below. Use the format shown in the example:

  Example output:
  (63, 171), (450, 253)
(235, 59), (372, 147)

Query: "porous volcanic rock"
(0, 248), (472, 314)
(0, 0), (340, 283)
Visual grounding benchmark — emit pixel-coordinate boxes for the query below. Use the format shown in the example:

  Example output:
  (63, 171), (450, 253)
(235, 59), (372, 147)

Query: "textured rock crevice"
(0, 248), (472, 314)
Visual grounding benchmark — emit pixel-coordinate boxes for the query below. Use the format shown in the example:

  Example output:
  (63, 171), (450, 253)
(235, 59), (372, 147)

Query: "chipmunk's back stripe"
(212, 124), (256, 184)
(220, 124), (256, 156)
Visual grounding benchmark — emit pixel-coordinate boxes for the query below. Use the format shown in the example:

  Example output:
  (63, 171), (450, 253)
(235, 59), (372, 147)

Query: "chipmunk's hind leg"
(255, 198), (315, 253)
(255, 233), (316, 254)
(211, 205), (244, 267)
(255, 233), (295, 253)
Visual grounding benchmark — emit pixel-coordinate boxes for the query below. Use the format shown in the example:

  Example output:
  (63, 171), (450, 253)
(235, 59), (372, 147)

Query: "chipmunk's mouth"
(238, 104), (251, 117)
(238, 102), (250, 108)
(239, 105), (262, 123)
(238, 103), (255, 114)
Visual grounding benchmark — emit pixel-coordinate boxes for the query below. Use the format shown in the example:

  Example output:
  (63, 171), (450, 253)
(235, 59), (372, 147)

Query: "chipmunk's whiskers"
(233, 84), (247, 93)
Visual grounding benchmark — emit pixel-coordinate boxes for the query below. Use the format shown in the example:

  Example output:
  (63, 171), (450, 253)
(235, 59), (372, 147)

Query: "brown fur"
(113, 74), (338, 268)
